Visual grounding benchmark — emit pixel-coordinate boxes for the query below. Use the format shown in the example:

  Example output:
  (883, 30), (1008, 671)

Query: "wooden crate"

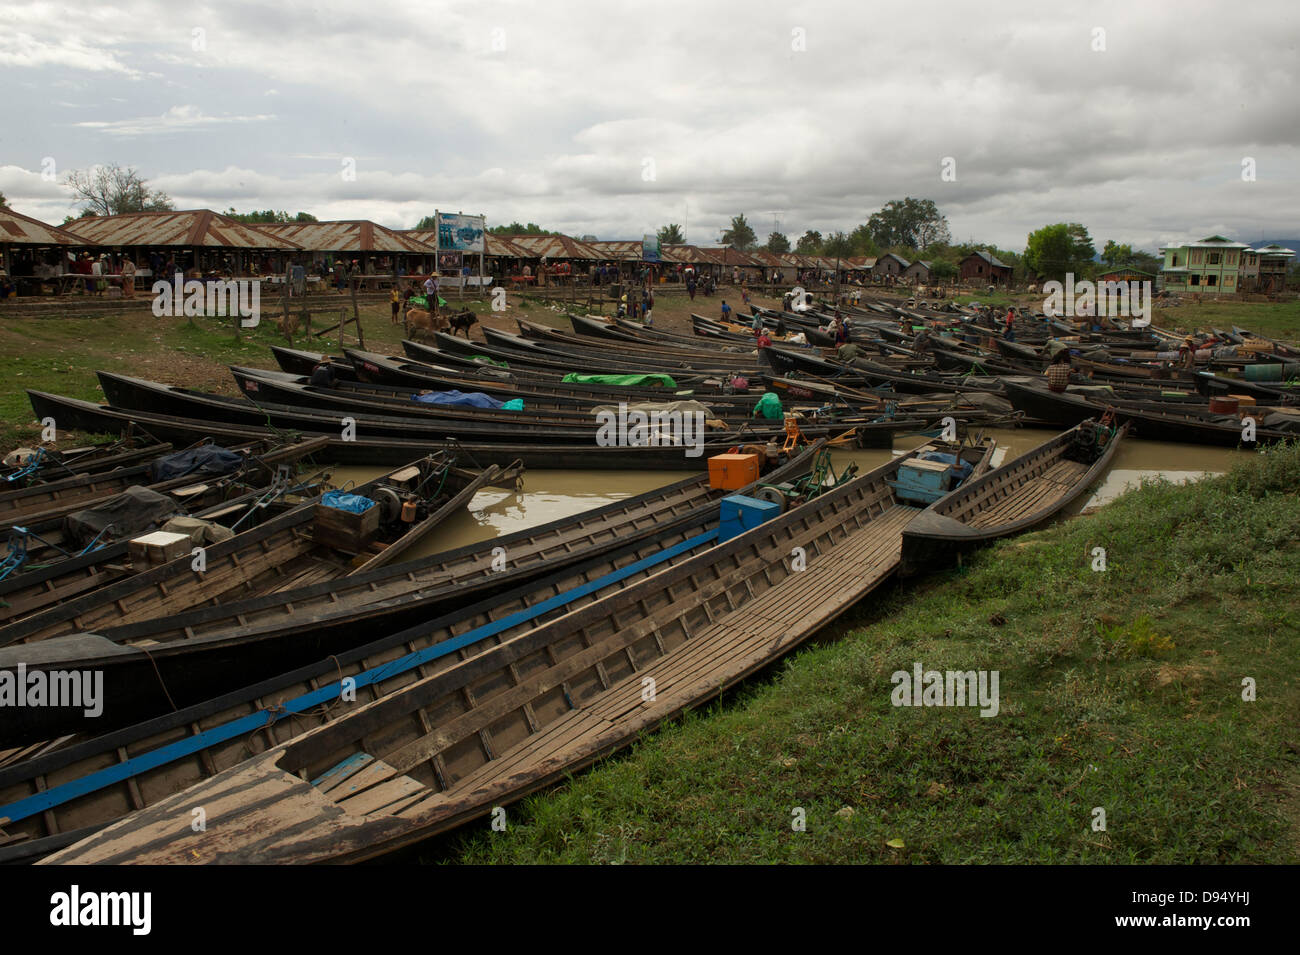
(313, 501), (380, 553)
(128, 531), (192, 565)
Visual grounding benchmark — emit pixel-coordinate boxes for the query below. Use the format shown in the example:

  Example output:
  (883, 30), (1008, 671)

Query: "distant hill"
(1249, 238), (1300, 251)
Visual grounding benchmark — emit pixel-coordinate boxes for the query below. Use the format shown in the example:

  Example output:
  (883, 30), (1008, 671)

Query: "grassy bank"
(443, 443), (1300, 864)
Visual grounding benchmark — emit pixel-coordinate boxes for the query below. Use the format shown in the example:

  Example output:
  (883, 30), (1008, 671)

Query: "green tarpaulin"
(752, 392), (784, 420)
(471, 355), (509, 368)
(410, 295), (447, 309)
(561, 373), (677, 388)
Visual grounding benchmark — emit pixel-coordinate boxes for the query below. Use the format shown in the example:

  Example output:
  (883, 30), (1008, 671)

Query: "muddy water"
(329, 428), (1249, 559)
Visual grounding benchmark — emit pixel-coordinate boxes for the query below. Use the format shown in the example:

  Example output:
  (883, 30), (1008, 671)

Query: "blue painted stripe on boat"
(0, 527), (719, 824)
(310, 752), (372, 788)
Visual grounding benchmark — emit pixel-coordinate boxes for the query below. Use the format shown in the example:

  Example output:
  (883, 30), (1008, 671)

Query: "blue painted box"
(719, 494), (781, 542)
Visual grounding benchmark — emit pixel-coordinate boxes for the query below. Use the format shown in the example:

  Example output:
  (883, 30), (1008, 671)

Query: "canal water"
(327, 427), (1249, 560)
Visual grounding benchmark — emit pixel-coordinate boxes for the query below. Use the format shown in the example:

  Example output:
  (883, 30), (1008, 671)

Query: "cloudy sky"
(2, 0), (1297, 252)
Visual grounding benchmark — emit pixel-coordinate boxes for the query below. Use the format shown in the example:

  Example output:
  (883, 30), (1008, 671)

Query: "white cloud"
(73, 105), (275, 136)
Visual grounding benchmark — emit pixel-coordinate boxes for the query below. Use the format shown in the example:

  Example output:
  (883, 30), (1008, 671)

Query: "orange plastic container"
(708, 453), (760, 490)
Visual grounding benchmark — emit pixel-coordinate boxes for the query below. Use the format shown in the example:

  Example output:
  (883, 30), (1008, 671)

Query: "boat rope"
(137, 645), (179, 713)
(0, 526), (721, 824)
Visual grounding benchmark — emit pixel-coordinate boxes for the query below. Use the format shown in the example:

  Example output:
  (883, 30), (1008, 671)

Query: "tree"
(1100, 240), (1134, 268)
(931, 260), (957, 282)
(720, 214), (757, 251)
(0, 191), (7, 207)
(822, 231), (854, 258)
(1023, 223), (1096, 282)
(765, 232), (791, 253)
(487, 221), (555, 235)
(795, 230), (823, 254)
(224, 208), (317, 223)
(866, 198), (950, 249)
(657, 223), (685, 245)
(65, 163), (174, 216)
(847, 224), (879, 257)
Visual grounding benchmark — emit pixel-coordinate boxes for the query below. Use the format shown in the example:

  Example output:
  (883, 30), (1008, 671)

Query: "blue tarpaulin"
(321, 490), (375, 513)
(409, 390), (506, 409)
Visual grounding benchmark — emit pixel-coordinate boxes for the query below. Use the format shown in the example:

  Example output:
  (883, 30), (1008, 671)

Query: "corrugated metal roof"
(502, 234), (601, 260)
(259, 220), (432, 253)
(68, 209), (301, 249)
(747, 251), (786, 269)
(585, 240), (644, 261)
(964, 250), (1011, 269)
(481, 233), (533, 258)
(0, 205), (90, 245)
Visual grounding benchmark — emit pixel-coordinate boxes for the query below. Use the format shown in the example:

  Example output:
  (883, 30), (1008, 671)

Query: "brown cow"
(404, 308), (450, 340)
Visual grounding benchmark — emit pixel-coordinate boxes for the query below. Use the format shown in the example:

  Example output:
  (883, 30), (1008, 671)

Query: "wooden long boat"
(0, 464), (830, 864)
(900, 420), (1128, 575)
(517, 318), (750, 367)
(0, 454), (517, 648)
(0, 478), (333, 626)
(1, 437), (172, 488)
(269, 346), (359, 381)
(27, 439), (998, 865)
(494, 322), (750, 376)
(229, 365), (725, 429)
(1002, 380), (1295, 447)
(0, 436), (301, 529)
(95, 371), (650, 446)
(25, 391), (769, 470)
(0, 438), (329, 564)
(347, 349), (729, 407)
(0, 448), (825, 746)
(412, 332), (756, 386)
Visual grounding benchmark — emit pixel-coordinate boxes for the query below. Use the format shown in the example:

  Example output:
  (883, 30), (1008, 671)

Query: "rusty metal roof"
(501, 234), (600, 260)
(0, 205), (91, 245)
(259, 220), (432, 253)
(585, 240), (644, 261)
(67, 209), (301, 249)
(747, 251), (788, 269)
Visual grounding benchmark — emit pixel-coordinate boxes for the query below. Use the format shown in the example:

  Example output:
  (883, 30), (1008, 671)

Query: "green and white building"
(1158, 235), (1249, 294)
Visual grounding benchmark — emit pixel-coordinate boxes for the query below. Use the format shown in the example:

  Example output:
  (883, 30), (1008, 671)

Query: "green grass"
(1155, 300), (1300, 342)
(441, 443), (1300, 864)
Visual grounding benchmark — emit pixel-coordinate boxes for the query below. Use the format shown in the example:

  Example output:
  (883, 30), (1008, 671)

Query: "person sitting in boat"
(775, 315), (787, 337)
(838, 341), (862, 362)
(309, 361), (338, 388)
(755, 329), (773, 367)
(912, 328), (930, 355)
(1046, 350), (1072, 393)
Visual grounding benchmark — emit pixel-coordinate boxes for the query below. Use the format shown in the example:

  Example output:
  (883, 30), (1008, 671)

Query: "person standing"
(721, 299), (732, 322)
(390, 285), (401, 324)
(120, 256), (136, 298)
(1004, 308), (1016, 343)
(424, 273), (438, 314)
(755, 328), (773, 369)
